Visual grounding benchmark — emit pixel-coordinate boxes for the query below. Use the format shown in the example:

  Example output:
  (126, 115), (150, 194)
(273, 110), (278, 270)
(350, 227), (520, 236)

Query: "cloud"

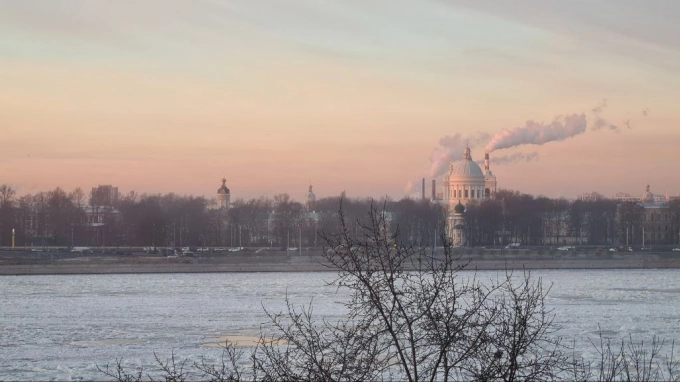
(451, 1), (680, 70)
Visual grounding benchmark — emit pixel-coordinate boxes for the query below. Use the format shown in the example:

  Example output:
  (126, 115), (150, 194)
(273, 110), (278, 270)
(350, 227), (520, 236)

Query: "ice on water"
(1, 270), (680, 381)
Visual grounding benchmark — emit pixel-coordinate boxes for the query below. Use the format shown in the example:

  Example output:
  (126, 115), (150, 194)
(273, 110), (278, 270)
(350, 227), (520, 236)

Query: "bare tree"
(252, 202), (567, 381)
(100, 203), (680, 382)
(0, 184), (15, 208)
(69, 187), (86, 209)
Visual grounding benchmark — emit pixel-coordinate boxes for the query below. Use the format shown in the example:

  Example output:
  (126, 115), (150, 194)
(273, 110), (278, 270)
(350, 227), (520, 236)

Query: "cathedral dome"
(454, 201), (465, 214)
(448, 147), (484, 181)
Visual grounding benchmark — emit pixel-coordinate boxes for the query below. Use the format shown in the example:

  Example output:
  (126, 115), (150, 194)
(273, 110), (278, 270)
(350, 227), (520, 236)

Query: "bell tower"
(217, 178), (231, 210)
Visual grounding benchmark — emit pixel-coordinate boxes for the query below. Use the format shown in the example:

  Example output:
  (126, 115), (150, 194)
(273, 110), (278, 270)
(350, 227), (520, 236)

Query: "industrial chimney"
(484, 153), (490, 172)
(431, 179), (436, 200)
(422, 178), (425, 200)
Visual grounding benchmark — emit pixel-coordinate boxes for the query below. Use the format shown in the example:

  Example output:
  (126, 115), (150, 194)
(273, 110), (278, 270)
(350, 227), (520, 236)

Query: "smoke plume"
(591, 99), (620, 131)
(484, 113), (587, 153)
(404, 179), (418, 197)
(429, 132), (490, 177)
(479, 151), (539, 166)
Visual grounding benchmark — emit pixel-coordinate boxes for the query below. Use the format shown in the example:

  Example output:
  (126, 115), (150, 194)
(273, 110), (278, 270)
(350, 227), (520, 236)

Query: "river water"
(1, 269), (679, 381)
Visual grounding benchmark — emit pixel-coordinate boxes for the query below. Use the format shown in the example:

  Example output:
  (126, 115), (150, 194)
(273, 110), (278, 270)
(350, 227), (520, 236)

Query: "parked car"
(672, 248), (680, 252)
(608, 248), (617, 252)
(557, 246), (575, 251)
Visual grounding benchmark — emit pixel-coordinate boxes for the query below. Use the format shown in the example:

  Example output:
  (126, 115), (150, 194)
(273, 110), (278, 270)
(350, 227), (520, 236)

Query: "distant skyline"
(2, 1), (679, 200)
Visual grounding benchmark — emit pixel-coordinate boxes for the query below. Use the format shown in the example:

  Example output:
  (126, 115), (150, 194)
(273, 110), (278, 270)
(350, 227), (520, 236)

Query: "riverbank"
(2, 249), (680, 275)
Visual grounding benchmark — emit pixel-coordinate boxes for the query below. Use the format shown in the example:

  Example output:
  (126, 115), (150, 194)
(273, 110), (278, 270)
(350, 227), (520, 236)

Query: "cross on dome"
(463, 145), (472, 160)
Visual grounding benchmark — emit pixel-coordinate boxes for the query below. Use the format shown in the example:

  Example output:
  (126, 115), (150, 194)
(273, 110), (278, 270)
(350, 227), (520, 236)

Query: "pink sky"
(2, 1), (679, 201)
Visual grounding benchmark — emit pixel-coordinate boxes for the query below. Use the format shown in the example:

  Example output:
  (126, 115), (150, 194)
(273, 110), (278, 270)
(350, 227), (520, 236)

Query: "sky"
(2, 0), (679, 201)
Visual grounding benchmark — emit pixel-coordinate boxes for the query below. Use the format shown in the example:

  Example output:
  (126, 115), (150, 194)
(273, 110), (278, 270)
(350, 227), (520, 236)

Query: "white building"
(442, 146), (498, 245)
(447, 201), (467, 246)
(442, 146), (497, 207)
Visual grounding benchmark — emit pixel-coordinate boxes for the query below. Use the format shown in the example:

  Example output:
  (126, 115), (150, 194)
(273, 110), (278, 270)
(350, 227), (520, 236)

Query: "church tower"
(306, 183), (317, 211)
(217, 178), (230, 210)
(446, 201), (466, 247)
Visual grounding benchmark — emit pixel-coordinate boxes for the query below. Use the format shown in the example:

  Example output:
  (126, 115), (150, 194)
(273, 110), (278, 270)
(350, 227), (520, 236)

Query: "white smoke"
(481, 151), (539, 166)
(404, 179), (418, 197)
(484, 113), (587, 153)
(429, 132), (490, 177)
(403, 178), (429, 199)
(591, 99), (620, 131)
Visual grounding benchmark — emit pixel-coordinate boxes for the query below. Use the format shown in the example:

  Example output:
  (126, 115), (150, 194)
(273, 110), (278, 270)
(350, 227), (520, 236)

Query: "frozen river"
(1, 270), (679, 381)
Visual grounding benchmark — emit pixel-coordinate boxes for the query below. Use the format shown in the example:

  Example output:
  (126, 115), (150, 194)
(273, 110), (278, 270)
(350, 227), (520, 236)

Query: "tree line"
(1, 184), (679, 248)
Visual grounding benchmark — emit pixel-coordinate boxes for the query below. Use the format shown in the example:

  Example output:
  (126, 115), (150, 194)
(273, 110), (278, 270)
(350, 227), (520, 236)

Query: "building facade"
(640, 184), (676, 245)
(446, 201), (466, 246)
(442, 146), (497, 206)
(442, 146), (498, 245)
(91, 185), (119, 207)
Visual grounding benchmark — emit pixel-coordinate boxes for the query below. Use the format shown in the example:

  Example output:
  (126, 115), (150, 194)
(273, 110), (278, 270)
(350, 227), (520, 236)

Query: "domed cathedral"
(442, 145), (497, 206)
(442, 146), (498, 245)
(217, 178), (231, 211)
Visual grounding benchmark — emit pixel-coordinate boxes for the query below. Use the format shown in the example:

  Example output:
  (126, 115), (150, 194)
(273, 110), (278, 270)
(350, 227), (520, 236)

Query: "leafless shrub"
(567, 329), (680, 382)
(97, 358), (144, 382)
(194, 341), (249, 382)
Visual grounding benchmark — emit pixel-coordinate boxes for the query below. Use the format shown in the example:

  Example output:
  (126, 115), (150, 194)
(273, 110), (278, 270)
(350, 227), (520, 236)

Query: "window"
(485, 188), (490, 198)
(464, 190), (468, 198)
(453, 190), (456, 198)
